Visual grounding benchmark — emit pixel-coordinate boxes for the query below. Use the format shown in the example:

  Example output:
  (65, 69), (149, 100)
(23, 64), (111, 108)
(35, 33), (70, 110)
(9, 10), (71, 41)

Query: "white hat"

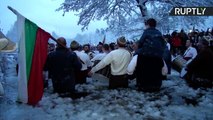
(117, 36), (126, 46)
(0, 38), (17, 52)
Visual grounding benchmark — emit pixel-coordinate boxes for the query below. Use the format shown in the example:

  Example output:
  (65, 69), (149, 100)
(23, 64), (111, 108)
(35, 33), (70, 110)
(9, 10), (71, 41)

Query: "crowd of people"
(43, 18), (213, 98)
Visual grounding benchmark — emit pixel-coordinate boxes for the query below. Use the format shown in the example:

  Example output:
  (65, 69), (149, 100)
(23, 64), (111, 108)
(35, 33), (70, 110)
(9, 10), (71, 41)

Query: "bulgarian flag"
(14, 9), (51, 105)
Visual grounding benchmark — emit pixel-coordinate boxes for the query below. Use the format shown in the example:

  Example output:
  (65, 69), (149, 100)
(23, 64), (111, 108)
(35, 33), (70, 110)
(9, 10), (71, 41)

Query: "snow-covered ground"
(0, 54), (213, 120)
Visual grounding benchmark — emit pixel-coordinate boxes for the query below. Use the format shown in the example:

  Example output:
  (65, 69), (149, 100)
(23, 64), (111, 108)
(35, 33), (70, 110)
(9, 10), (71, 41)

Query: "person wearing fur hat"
(70, 40), (92, 84)
(88, 36), (132, 89)
(44, 37), (82, 95)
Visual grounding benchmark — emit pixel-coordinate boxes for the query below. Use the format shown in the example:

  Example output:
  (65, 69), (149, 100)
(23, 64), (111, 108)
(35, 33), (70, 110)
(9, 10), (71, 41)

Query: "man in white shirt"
(70, 41), (92, 84)
(91, 44), (110, 78)
(183, 40), (197, 61)
(91, 44), (109, 63)
(89, 36), (132, 89)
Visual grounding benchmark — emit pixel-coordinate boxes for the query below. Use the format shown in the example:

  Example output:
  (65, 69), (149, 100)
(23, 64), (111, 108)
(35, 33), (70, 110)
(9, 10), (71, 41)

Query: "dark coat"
(136, 55), (164, 92)
(186, 47), (213, 88)
(138, 27), (163, 48)
(180, 32), (188, 46)
(138, 27), (165, 58)
(44, 47), (82, 93)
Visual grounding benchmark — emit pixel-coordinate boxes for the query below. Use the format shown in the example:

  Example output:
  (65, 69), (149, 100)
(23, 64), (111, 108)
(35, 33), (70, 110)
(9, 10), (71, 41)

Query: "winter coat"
(138, 27), (166, 58)
(136, 55), (164, 92)
(186, 47), (213, 88)
(180, 32), (188, 46)
(44, 47), (82, 93)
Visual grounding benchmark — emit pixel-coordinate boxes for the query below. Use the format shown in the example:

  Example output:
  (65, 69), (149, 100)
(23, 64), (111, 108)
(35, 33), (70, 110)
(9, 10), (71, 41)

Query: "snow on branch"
(57, 0), (213, 36)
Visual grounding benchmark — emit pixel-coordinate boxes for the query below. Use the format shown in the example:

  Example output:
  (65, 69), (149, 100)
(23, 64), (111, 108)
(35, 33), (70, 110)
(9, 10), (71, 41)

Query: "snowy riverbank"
(0, 55), (212, 120)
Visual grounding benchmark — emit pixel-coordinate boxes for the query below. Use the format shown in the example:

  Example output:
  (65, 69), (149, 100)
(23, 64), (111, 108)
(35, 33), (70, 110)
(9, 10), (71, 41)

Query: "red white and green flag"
(16, 12), (51, 105)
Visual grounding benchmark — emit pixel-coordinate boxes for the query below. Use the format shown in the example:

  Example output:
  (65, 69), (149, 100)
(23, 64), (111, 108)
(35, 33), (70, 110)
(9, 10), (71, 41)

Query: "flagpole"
(8, 6), (68, 49)
(8, 6), (19, 16)
(8, 6), (87, 65)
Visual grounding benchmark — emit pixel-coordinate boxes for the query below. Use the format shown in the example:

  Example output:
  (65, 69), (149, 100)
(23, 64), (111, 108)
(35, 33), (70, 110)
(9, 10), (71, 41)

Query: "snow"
(0, 54), (213, 120)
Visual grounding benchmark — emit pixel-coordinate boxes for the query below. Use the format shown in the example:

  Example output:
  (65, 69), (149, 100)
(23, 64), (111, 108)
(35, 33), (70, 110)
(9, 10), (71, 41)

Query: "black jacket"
(187, 48), (213, 81)
(136, 55), (164, 92)
(138, 27), (163, 48)
(137, 27), (165, 58)
(44, 47), (82, 93)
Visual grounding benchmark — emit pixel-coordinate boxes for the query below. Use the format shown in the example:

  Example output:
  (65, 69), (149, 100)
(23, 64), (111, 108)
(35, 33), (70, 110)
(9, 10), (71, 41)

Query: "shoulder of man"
(47, 51), (57, 58)
(80, 51), (90, 58)
(145, 28), (162, 37)
(191, 47), (197, 51)
(67, 51), (78, 58)
(154, 29), (163, 36)
(81, 51), (89, 55)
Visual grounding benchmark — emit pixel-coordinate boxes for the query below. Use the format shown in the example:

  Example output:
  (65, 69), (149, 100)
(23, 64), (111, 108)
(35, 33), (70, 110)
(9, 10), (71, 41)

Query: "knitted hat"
(117, 36), (126, 46)
(70, 40), (80, 49)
